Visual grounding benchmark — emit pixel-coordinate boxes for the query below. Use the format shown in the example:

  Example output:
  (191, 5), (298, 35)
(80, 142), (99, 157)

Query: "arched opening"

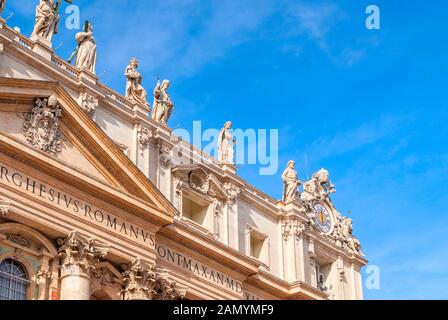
(90, 290), (112, 301)
(0, 258), (30, 300)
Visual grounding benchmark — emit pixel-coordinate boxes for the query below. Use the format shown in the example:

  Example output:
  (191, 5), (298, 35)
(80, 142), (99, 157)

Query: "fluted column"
(58, 231), (109, 300)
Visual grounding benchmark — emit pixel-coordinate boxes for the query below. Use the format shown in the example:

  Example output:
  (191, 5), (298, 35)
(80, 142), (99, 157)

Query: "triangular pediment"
(0, 77), (178, 223)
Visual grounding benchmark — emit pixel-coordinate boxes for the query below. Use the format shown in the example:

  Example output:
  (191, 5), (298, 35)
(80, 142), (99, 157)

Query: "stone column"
(122, 259), (186, 300)
(58, 231), (109, 300)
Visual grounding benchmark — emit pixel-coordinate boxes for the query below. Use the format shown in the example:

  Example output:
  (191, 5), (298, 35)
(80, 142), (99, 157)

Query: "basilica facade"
(0, 3), (366, 301)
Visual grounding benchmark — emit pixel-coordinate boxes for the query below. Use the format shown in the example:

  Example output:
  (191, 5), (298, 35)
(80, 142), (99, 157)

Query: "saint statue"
(31, 0), (59, 42)
(152, 79), (174, 125)
(125, 58), (147, 105)
(282, 160), (301, 203)
(0, 0), (6, 16)
(73, 22), (96, 73)
(217, 121), (235, 164)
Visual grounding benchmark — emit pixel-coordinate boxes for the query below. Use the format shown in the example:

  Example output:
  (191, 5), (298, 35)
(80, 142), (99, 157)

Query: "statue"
(31, 0), (61, 42)
(217, 121), (235, 164)
(339, 217), (362, 255)
(282, 160), (301, 203)
(125, 58), (147, 105)
(68, 21), (96, 73)
(0, 0), (6, 16)
(301, 168), (336, 202)
(152, 79), (174, 125)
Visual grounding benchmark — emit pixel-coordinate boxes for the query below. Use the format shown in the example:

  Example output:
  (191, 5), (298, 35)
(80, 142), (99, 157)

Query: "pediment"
(172, 164), (231, 200)
(0, 77), (178, 222)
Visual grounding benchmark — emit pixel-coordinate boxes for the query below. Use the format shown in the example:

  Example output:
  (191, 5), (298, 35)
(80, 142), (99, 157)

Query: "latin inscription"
(0, 163), (156, 248)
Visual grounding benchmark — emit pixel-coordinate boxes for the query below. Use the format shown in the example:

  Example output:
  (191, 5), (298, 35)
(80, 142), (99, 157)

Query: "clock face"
(312, 202), (333, 234)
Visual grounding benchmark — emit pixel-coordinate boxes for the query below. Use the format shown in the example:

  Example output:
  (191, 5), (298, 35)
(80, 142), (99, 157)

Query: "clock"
(311, 202), (333, 234)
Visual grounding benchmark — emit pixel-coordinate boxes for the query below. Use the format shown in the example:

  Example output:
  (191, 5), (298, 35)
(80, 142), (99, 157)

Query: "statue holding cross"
(31, 0), (72, 43)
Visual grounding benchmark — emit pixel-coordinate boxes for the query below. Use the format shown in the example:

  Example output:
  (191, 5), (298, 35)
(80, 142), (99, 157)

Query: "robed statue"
(282, 160), (301, 203)
(217, 121), (235, 164)
(68, 21), (96, 73)
(152, 79), (174, 125)
(31, 0), (67, 42)
(125, 58), (147, 105)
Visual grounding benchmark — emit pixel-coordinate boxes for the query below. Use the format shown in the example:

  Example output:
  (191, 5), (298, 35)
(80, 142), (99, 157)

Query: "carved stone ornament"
(122, 258), (157, 300)
(37, 265), (51, 281)
(121, 259), (186, 300)
(92, 267), (115, 286)
(79, 92), (98, 116)
(281, 219), (306, 242)
(0, 199), (11, 216)
(223, 182), (240, 206)
(324, 214), (364, 256)
(137, 125), (152, 154)
(5, 233), (30, 248)
(22, 95), (63, 155)
(159, 145), (172, 169)
(301, 169), (336, 203)
(57, 231), (109, 276)
(189, 168), (210, 195)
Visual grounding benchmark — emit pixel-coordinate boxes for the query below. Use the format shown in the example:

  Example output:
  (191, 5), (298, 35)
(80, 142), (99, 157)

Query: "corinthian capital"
(57, 231), (109, 277)
(122, 258), (157, 300)
(152, 269), (187, 301)
(122, 260), (187, 300)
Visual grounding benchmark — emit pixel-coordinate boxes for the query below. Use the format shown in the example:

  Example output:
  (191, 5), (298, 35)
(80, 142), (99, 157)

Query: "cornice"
(159, 220), (261, 277)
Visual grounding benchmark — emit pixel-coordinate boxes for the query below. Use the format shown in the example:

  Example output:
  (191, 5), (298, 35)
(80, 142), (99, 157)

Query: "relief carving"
(79, 92), (98, 116)
(57, 231), (109, 276)
(22, 95), (63, 155)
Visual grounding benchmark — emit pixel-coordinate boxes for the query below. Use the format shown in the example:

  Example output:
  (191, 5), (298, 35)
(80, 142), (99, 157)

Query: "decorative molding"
(22, 95), (63, 155)
(57, 231), (109, 276)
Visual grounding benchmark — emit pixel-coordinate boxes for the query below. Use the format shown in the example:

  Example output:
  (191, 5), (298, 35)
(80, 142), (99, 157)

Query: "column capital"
(122, 259), (187, 300)
(122, 258), (156, 300)
(57, 231), (109, 277)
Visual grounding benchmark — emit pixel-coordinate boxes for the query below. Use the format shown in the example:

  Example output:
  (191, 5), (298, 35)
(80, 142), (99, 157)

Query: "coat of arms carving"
(22, 95), (63, 155)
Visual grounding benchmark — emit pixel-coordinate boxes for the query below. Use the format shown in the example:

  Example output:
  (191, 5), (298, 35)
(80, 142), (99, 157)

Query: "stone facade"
(0, 15), (366, 300)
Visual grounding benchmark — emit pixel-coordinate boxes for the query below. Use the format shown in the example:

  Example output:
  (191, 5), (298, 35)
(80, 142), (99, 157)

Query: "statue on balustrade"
(125, 58), (148, 105)
(282, 160), (301, 203)
(31, 0), (67, 42)
(217, 121), (235, 164)
(152, 79), (174, 125)
(68, 21), (96, 74)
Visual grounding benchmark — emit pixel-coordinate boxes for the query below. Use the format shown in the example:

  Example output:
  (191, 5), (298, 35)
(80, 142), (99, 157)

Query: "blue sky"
(4, 0), (448, 299)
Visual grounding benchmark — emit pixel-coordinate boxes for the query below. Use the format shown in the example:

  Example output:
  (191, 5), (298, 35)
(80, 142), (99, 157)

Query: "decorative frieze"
(22, 95), (63, 155)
